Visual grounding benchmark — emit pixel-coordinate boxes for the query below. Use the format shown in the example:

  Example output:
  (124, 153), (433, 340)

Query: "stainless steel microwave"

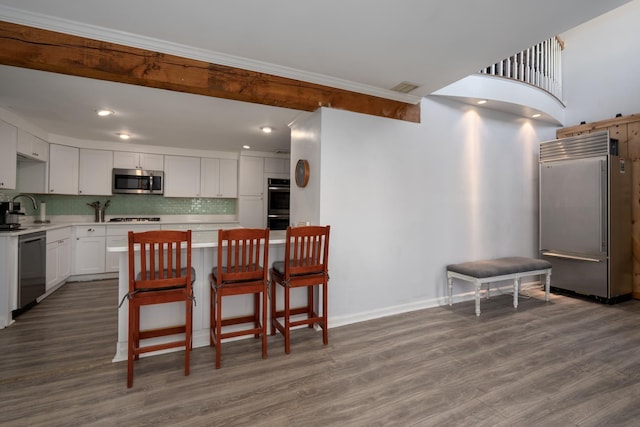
(112, 168), (164, 194)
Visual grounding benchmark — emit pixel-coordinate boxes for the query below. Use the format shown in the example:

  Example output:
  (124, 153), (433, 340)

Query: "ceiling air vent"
(390, 81), (420, 94)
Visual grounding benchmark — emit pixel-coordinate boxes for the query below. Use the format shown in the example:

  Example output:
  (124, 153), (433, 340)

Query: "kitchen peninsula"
(107, 229), (288, 362)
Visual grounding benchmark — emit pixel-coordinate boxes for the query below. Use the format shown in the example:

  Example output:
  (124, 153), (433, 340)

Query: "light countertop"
(0, 216), (240, 237)
(107, 229), (286, 252)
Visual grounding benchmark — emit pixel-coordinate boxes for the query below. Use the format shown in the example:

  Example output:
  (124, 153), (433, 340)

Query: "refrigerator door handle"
(600, 159), (607, 253)
(542, 251), (602, 263)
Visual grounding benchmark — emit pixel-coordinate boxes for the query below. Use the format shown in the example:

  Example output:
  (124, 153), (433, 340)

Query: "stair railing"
(479, 36), (564, 102)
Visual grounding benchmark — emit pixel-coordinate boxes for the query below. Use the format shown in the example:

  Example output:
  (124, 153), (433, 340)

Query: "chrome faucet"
(9, 194), (38, 212)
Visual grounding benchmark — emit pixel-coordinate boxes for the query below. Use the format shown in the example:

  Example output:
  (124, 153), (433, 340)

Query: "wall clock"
(295, 159), (310, 188)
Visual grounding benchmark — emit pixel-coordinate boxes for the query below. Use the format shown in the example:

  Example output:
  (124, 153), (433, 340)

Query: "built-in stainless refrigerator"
(539, 131), (632, 303)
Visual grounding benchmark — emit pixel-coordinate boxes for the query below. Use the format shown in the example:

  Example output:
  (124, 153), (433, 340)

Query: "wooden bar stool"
(125, 229), (194, 388)
(210, 227), (270, 368)
(270, 225), (330, 354)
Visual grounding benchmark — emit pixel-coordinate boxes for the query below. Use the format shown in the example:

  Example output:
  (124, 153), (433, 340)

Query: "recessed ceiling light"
(97, 109), (114, 116)
(532, 113), (542, 118)
(117, 133), (130, 140)
(260, 126), (273, 134)
(242, 145), (251, 150)
(477, 100), (487, 105)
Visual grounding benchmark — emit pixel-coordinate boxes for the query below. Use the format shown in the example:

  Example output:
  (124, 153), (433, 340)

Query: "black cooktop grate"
(108, 217), (161, 222)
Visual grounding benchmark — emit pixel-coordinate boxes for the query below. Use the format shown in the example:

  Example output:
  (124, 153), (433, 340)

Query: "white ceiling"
(0, 0), (632, 153)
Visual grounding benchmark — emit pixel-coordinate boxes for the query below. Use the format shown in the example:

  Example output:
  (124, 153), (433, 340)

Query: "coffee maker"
(0, 201), (22, 230)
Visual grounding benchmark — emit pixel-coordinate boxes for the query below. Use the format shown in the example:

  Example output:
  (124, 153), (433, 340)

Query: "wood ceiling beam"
(0, 21), (420, 123)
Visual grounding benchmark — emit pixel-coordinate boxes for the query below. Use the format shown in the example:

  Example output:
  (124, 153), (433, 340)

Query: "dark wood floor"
(2, 280), (640, 426)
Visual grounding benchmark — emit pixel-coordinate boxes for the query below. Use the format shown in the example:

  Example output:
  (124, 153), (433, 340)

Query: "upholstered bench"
(446, 257), (552, 316)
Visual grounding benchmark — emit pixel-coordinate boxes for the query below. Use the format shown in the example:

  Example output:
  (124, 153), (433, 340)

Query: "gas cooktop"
(108, 217), (161, 222)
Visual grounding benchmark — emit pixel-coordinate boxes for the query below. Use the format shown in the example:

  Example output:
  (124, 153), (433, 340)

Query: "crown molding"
(0, 5), (421, 104)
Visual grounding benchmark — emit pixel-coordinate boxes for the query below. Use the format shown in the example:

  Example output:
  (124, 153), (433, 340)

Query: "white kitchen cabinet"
(264, 157), (289, 175)
(201, 157), (238, 198)
(164, 155), (201, 197)
(17, 129), (49, 162)
(46, 227), (72, 291)
(0, 120), (17, 190)
(58, 237), (72, 282)
(238, 196), (265, 228)
(46, 242), (57, 288)
(73, 226), (106, 275)
(113, 151), (164, 171)
(139, 153), (164, 171)
(17, 160), (48, 194)
(49, 144), (79, 195)
(79, 148), (113, 195)
(239, 156), (264, 196)
(0, 235), (18, 328)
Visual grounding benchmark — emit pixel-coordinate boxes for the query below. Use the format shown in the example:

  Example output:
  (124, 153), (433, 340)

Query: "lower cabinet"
(46, 227), (72, 291)
(73, 226), (106, 275)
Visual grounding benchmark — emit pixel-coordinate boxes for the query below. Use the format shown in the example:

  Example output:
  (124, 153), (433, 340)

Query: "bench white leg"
(486, 283), (490, 299)
(448, 276), (453, 306)
(513, 278), (520, 308)
(545, 271), (551, 301)
(475, 284), (481, 316)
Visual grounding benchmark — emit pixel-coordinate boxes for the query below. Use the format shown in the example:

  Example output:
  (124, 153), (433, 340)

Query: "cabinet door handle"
(87, 228), (95, 232)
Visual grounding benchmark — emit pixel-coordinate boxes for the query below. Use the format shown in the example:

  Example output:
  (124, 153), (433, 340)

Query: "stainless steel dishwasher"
(17, 231), (46, 313)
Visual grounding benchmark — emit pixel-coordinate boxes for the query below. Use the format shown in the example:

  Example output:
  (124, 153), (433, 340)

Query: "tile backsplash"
(0, 191), (236, 216)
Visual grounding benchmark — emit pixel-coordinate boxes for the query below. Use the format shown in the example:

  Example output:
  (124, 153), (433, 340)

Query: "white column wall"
(289, 112), (322, 226)
(292, 98), (557, 327)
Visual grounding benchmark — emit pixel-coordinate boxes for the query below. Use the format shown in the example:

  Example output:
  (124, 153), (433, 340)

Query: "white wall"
(291, 99), (557, 327)
(289, 112), (322, 226)
(561, 0), (640, 125)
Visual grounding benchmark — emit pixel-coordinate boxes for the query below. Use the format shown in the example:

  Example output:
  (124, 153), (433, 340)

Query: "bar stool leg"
(284, 285), (291, 354)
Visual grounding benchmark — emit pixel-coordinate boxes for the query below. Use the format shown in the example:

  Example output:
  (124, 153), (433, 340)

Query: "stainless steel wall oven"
(267, 178), (290, 230)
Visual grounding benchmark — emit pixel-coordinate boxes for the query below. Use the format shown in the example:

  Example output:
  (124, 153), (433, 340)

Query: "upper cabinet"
(140, 153), (164, 171)
(239, 156), (264, 196)
(164, 155), (201, 197)
(264, 157), (289, 175)
(113, 151), (164, 171)
(49, 144), (79, 195)
(201, 157), (238, 198)
(17, 129), (48, 162)
(79, 148), (113, 195)
(165, 155), (239, 198)
(17, 159), (48, 194)
(0, 120), (17, 190)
